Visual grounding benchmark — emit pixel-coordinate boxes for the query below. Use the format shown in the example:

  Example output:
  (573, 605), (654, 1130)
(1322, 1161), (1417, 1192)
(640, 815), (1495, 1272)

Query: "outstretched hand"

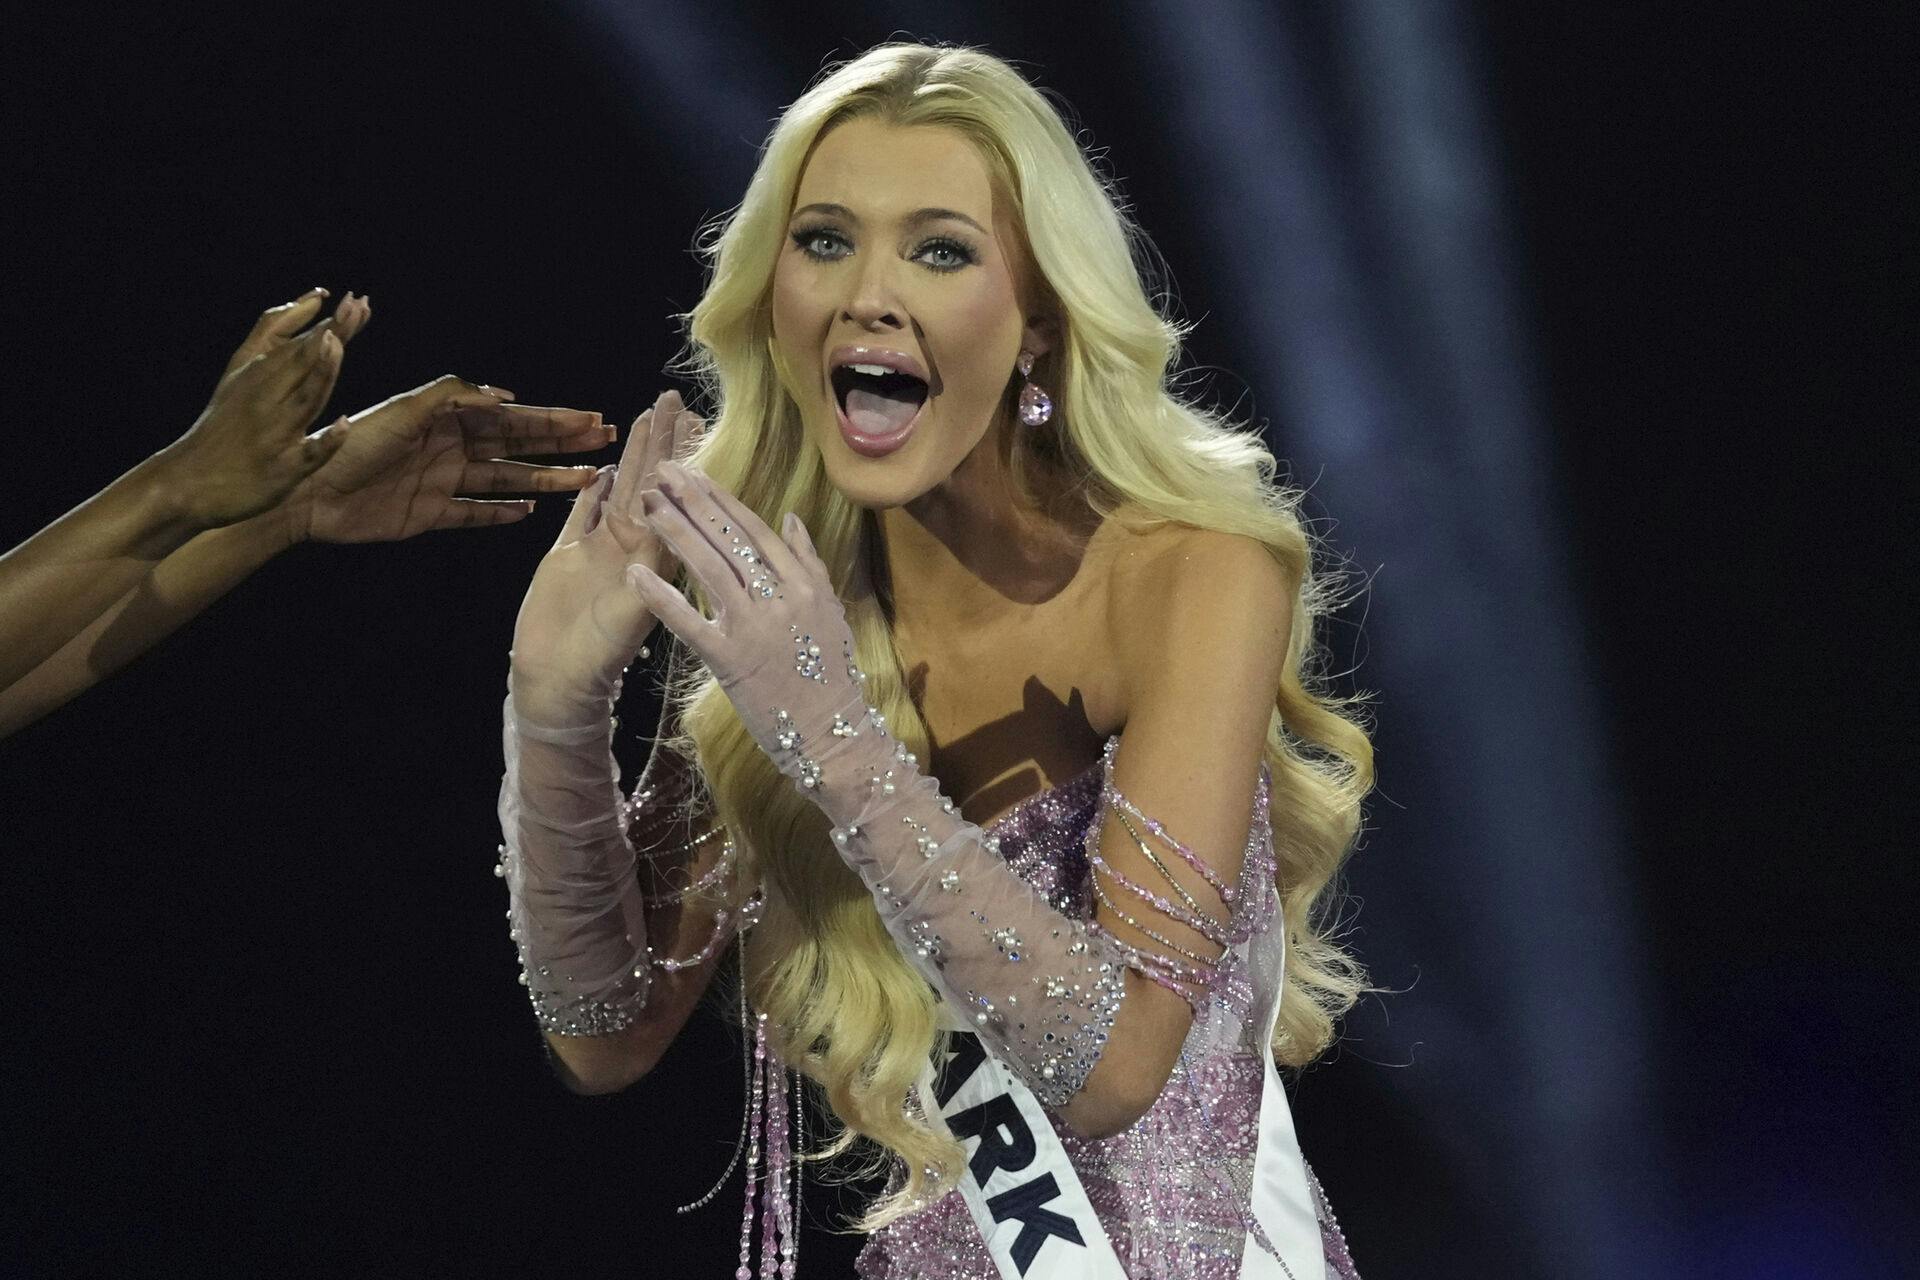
(284, 378), (610, 544)
(218, 286), (370, 385)
(509, 391), (705, 712)
(150, 290), (372, 532)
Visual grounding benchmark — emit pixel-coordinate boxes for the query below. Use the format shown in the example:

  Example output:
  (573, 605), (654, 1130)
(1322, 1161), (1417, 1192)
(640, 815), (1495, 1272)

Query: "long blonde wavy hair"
(658, 42), (1373, 1227)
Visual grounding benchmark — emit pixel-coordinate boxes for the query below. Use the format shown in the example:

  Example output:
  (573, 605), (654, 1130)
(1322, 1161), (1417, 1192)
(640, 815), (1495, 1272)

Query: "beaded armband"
(1083, 750), (1273, 1017)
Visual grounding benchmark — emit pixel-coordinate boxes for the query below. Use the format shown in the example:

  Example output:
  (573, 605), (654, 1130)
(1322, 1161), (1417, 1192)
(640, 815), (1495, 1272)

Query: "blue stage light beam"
(1120, 0), (1675, 1273)
(556, 0), (785, 202)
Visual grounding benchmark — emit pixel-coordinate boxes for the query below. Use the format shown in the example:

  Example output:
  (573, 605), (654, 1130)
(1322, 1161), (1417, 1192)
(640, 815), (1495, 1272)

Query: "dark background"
(2, 3), (1910, 1276)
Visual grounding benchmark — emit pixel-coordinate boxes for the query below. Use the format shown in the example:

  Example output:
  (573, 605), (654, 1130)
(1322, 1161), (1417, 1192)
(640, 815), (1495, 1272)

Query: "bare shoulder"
(1097, 519), (1293, 717)
(1104, 520), (1286, 595)
(1101, 520), (1293, 647)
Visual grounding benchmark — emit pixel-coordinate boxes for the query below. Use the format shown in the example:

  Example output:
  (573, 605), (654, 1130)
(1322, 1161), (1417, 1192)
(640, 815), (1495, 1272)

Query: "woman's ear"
(1021, 314), (1061, 360)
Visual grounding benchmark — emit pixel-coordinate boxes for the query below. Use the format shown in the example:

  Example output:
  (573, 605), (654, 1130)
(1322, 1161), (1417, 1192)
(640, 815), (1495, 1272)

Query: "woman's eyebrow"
(790, 202), (990, 236)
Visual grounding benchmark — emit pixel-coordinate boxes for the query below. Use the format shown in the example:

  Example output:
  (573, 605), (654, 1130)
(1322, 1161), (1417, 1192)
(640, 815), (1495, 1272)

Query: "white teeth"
(847, 363), (893, 376)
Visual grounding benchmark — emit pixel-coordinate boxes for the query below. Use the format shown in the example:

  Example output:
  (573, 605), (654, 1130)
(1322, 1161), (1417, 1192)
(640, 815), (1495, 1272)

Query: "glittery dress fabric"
(854, 744), (1360, 1280)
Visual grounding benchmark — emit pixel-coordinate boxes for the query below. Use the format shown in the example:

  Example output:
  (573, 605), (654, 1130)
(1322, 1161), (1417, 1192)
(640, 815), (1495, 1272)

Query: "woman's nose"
(842, 260), (906, 331)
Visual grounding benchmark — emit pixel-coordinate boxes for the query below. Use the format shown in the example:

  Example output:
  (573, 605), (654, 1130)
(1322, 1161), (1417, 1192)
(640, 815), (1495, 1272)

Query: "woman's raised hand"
(147, 290), (371, 533)
(625, 462), (875, 805)
(509, 390), (704, 717)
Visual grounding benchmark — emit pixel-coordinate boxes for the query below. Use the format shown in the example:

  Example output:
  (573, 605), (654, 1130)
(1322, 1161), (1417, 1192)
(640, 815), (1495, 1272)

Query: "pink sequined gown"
(856, 741), (1360, 1279)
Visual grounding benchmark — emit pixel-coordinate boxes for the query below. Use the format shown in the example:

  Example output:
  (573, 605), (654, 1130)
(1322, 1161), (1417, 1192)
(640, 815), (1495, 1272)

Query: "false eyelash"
(913, 236), (977, 272)
(790, 225), (850, 259)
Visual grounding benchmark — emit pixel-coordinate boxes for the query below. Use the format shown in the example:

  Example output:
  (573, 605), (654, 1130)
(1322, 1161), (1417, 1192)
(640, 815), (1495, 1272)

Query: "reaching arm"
(0, 291), (357, 696)
(0, 508), (296, 738)
(1, 291), (608, 740)
(0, 458), (224, 692)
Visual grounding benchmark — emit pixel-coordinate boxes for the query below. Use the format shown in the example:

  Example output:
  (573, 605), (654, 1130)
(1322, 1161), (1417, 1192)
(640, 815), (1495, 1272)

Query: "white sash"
(923, 1017), (1130, 1279)
(925, 890), (1324, 1279)
(1237, 906), (1326, 1280)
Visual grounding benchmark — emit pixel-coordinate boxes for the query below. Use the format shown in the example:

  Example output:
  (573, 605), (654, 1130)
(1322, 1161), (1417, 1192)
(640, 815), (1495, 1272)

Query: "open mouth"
(831, 363), (930, 448)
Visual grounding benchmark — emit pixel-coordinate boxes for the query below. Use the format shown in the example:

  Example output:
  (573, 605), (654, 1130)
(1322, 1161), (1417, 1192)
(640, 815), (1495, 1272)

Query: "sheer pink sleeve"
(496, 675), (741, 1037)
(797, 724), (1244, 1110)
(497, 680), (653, 1036)
(828, 766), (1129, 1104)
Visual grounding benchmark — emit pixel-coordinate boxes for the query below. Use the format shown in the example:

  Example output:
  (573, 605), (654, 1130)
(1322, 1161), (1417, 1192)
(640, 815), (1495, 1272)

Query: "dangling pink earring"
(1017, 351), (1054, 427)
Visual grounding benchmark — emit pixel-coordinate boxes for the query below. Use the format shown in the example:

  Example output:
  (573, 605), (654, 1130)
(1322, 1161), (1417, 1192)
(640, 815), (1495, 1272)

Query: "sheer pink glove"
(498, 463), (652, 1039)
(497, 394), (705, 1038)
(509, 390), (702, 724)
(627, 463), (1130, 1105)
(497, 699), (651, 1036)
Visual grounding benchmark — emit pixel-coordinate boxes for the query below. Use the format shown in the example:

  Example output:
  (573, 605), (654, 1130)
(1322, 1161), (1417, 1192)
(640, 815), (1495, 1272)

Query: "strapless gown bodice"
(855, 743), (1360, 1279)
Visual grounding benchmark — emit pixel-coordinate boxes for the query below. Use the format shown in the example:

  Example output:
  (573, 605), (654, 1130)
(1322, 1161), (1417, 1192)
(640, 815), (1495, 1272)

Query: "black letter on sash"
(987, 1173), (1085, 1274)
(947, 1094), (1036, 1186)
(934, 1031), (988, 1108)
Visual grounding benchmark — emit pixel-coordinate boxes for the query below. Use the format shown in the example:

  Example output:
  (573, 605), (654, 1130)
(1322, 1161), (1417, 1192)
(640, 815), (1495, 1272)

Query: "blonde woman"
(500, 43), (1371, 1280)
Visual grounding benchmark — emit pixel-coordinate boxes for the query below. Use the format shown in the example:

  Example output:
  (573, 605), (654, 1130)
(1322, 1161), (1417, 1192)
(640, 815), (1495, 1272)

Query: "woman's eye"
(915, 238), (975, 272)
(792, 227), (849, 260)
